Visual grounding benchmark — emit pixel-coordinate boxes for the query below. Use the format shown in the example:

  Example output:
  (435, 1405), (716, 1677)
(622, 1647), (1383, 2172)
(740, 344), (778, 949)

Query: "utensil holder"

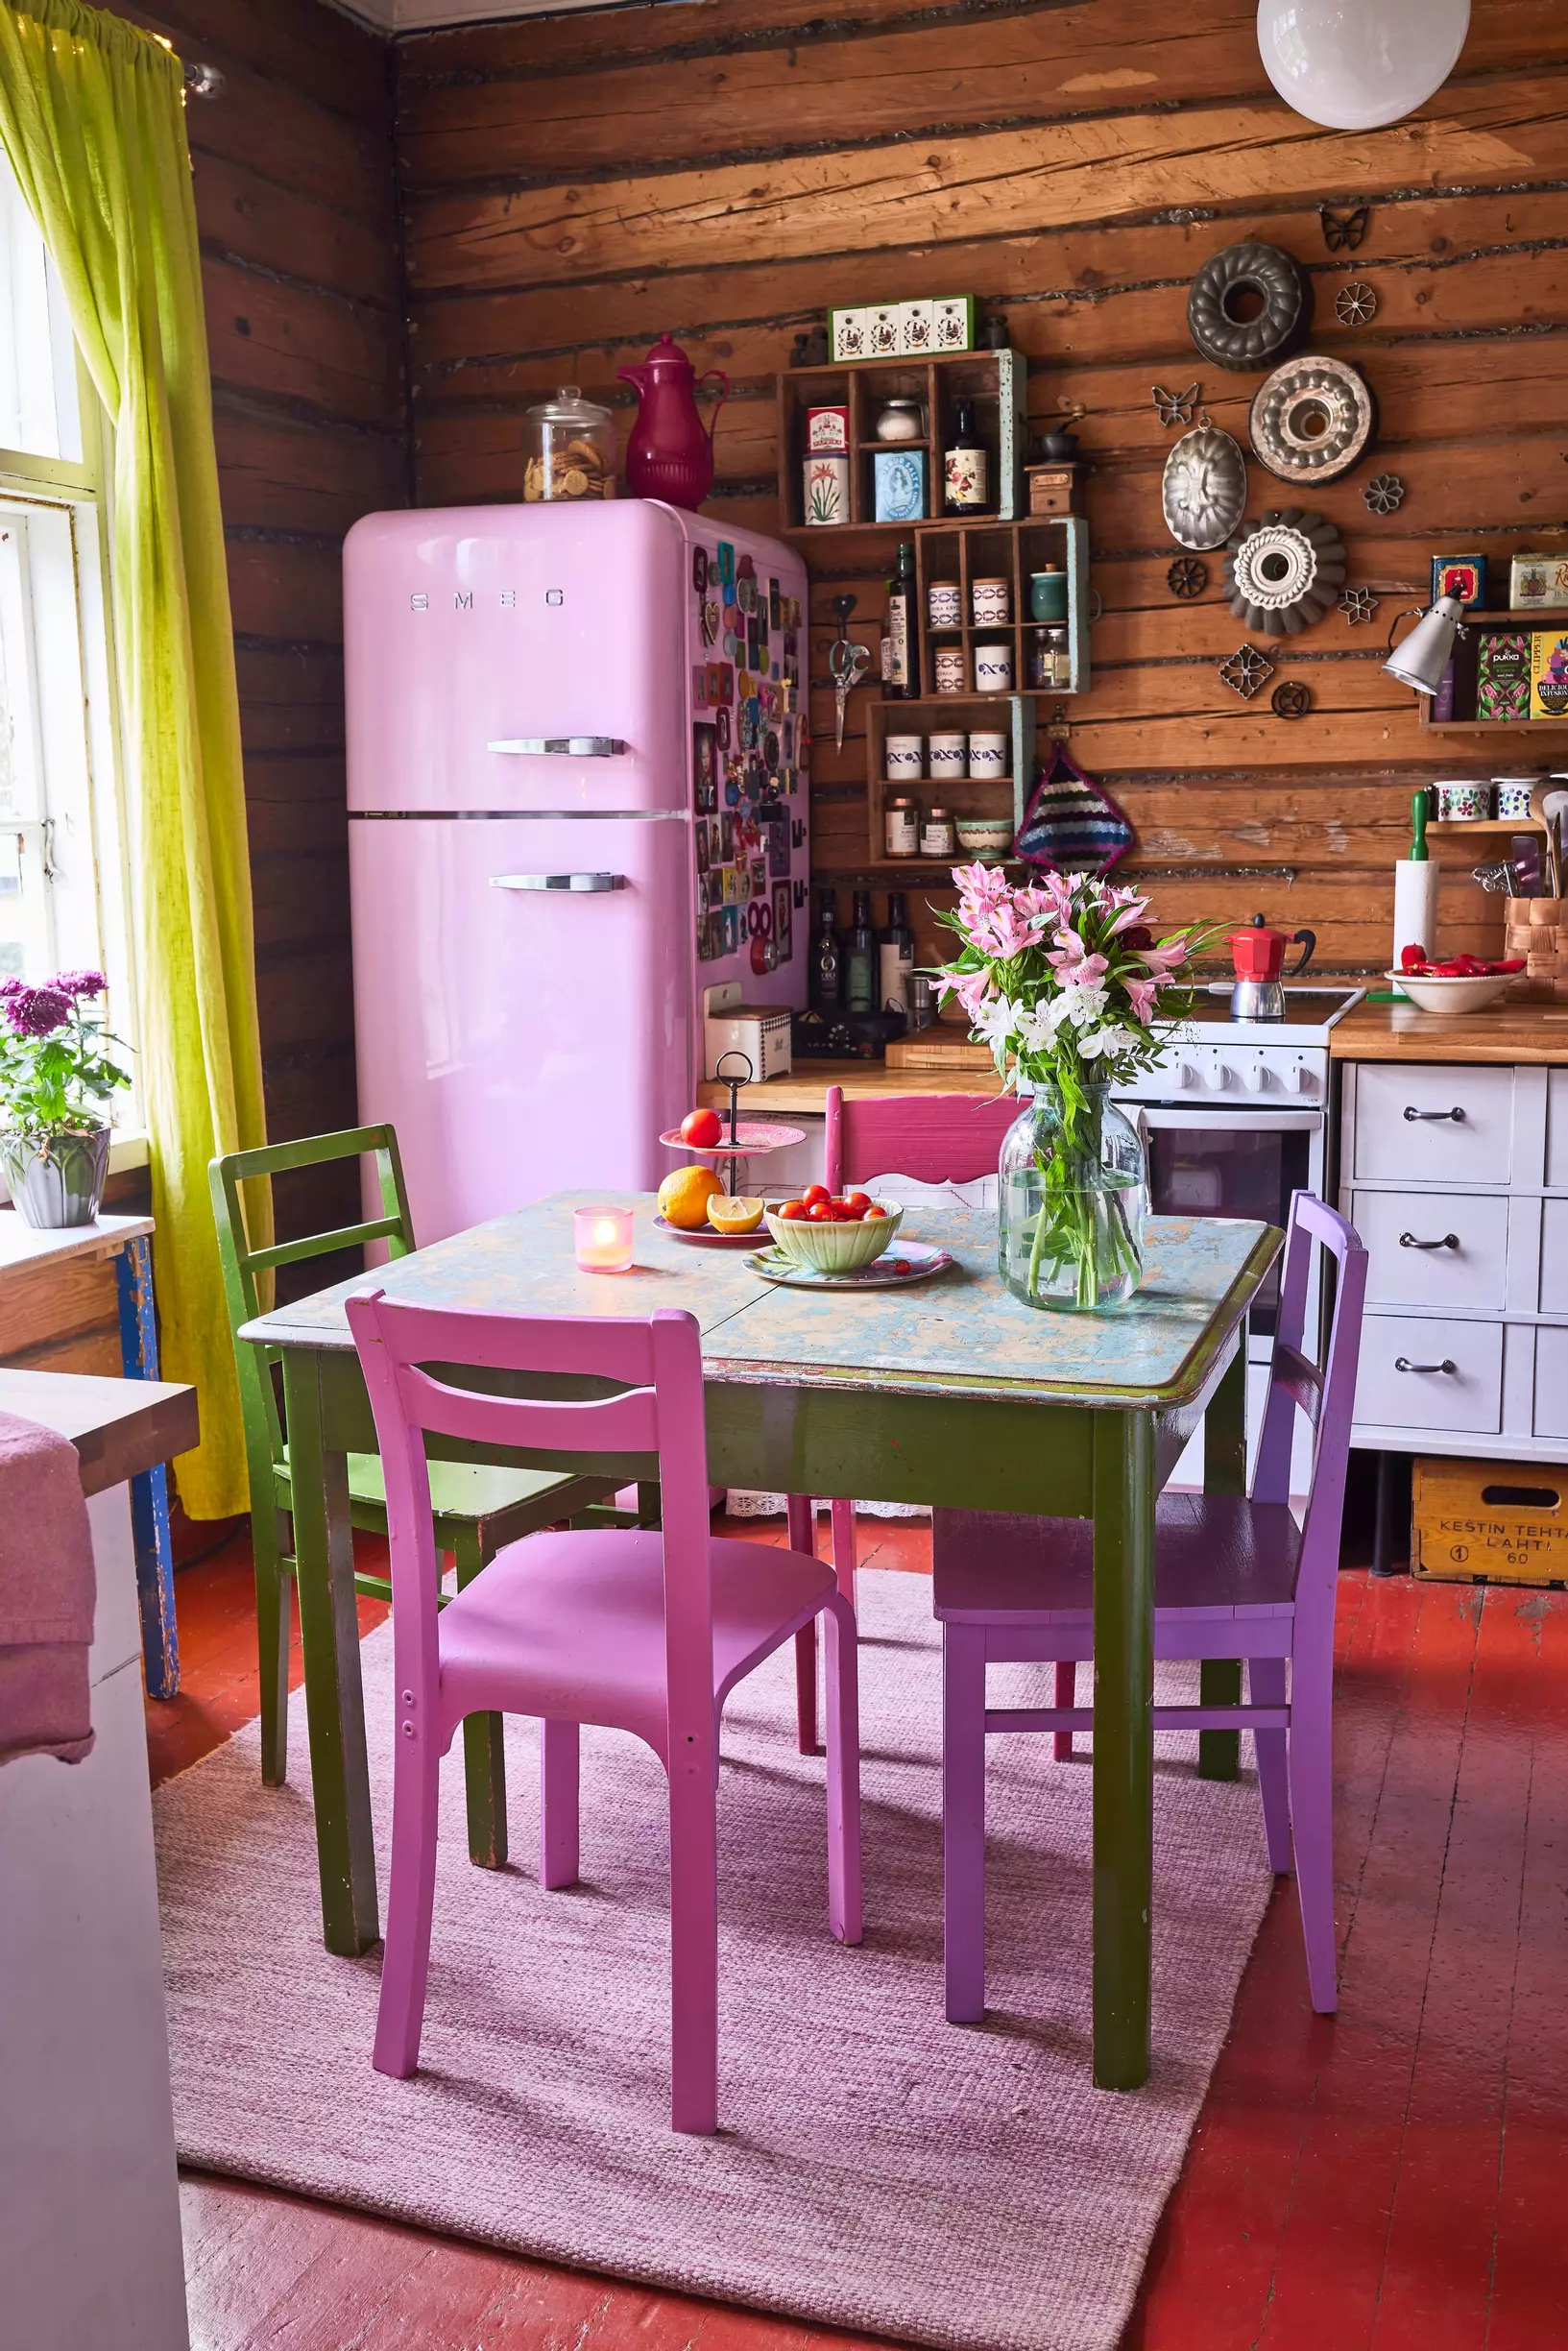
(1504, 897), (1568, 1000)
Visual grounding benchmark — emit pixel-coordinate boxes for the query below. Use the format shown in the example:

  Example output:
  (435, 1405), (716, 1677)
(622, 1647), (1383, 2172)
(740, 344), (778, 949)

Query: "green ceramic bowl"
(762, 1199), (904, 1272)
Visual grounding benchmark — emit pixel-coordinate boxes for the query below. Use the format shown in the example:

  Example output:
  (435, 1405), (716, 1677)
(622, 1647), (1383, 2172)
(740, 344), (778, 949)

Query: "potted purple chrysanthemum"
(0, 970), (131, 1226)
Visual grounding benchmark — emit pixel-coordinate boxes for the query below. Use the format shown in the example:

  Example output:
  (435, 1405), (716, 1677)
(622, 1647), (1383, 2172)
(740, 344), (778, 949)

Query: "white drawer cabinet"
(1350, 1187), (1508, 1312)
(1350, 1063), (1516, 1185)
(1339, 1059), (1565, 1464)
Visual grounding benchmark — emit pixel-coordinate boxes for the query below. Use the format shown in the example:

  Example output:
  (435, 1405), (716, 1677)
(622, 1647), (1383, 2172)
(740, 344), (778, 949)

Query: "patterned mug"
(1435, 780), (1490, 821)
(968, 731), (1008, 779)
(929, 731), (967, 779)
(1492, 778), (1536, 820)
(974, 641), (1014, 693)
(884, 734), (925, 781)
(934, 644), (967, 694)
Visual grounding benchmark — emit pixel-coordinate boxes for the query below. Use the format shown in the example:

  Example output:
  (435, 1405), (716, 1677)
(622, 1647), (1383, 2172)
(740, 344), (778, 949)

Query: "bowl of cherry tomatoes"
(763, 1186), (904, 1273)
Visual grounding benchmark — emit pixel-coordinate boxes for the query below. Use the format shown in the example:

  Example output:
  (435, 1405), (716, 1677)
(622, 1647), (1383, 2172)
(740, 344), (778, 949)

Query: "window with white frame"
(0, 150), (136, 1127)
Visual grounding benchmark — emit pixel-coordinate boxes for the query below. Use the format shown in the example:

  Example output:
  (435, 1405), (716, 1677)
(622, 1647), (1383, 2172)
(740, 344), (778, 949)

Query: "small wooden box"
(884, 1033), (995, 1072)
(1411, 1454), (1568, 1588)
(1025, 463), (1080, 517)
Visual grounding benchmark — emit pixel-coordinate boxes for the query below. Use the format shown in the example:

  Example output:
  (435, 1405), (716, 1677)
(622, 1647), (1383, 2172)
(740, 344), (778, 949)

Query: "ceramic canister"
(884, 734), (925, 781)
(927, 580), (962, 631)
(1435, 779), (1491, 821)
(804, 454), (850, 527)
(972, 576), (1011, 627)
(974, 641), (1014, 693)
(1029, 568), (1068, 622)
(934, 643), (967, 694)
(929, 731), (967, 780)
(1493, 777), (1537, 819)
(968, 731), (1008, 779)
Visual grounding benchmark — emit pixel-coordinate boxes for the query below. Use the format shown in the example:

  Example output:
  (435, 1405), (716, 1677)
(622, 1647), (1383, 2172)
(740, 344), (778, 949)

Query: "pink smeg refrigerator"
(344, 499), (810, 1242)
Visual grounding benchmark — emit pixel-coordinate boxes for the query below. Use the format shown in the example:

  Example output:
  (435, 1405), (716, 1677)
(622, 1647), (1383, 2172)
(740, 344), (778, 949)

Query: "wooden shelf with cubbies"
(914, 517), (1090, 698)
(1418, 609), (1568, 732)
(863, 695), (1036, 866)
(779, 351), (1026, 531)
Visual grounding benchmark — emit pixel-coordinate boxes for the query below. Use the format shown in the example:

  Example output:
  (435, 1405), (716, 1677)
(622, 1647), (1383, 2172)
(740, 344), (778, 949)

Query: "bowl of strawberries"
(1389, 944), (1524, 1014)
(764, 1186), (904, 1272)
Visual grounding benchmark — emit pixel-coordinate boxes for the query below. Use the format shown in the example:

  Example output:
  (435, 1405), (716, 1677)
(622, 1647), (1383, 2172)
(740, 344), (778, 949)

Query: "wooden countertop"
(1331, 999), (1568, 1063)
(696, 1058), (1000, 1113)
(0, 1367), (198, 1496)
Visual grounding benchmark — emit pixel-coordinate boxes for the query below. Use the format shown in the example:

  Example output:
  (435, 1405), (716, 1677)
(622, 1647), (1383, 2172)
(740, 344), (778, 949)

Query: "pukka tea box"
(1530, 629), (1568, 718)
(1476, 629), (1532, 723)
(1511, 552), (1568, 612)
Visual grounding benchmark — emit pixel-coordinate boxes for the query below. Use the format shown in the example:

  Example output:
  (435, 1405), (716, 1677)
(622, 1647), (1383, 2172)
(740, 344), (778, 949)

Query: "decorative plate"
(1223, 509), (1345, 635)
(1162, 423), (1248, 551)
(1248, 353), (1376, 485)
(658, 1122), (806, 1154)
(744, 1239), (954, 1290)
(654, 1214), (771, 1248)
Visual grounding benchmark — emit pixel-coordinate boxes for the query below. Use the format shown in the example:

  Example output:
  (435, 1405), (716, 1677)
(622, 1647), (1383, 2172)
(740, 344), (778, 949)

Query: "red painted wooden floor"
(148, 1518), (1568, 2350)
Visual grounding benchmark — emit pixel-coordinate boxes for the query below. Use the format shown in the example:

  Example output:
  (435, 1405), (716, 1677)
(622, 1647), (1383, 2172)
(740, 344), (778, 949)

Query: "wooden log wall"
(122, 0), (407, 1261)
(394, 0), (1568, 980)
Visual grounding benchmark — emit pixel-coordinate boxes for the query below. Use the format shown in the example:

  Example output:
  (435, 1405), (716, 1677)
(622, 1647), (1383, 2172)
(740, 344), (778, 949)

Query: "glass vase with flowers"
(934, 866), (1205, 1311)
(0, 971), (131, 1227)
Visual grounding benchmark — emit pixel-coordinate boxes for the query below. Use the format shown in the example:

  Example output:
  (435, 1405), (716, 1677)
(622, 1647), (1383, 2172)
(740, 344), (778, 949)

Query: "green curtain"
(0, 0), (269, 1517)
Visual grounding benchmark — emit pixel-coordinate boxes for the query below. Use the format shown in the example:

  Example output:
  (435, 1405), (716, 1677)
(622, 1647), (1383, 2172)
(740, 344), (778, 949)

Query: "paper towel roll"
(1393, 859), (1440, 970)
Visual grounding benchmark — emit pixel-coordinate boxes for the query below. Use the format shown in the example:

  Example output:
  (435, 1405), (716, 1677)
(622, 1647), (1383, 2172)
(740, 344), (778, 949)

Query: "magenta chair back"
(346, 1292), (861, 2133)
(824, 1082), (1020, 1195)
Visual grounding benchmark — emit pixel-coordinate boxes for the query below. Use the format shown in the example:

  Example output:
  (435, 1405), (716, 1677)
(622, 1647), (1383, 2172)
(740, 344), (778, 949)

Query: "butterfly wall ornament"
(1151, 380), (1199, 427)
(1320, 204), (1370, 254)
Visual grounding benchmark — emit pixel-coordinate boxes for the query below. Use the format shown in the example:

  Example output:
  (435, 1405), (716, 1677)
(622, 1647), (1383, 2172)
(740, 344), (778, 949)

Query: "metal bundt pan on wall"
(1188, 242), (1313, 372)
(1223, 509), (1346, 636)
(1162, 423), (1248, 551)
(1249, 353), (1377, 484)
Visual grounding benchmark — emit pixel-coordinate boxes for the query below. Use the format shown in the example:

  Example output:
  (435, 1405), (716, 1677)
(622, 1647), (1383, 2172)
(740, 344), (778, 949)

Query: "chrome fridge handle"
(490, 872), (627, 893)
(487, 737), (625, 757)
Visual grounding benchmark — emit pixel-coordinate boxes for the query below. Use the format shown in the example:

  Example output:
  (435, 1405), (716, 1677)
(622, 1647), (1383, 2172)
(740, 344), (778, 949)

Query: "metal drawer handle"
(1399, 1232), (1460, 1251)
(487, 737), (625, 757)
(1403, 1104), (1466, 1123)
(1394, 1355), (1458, 1374)
(489, 872), (627, 893)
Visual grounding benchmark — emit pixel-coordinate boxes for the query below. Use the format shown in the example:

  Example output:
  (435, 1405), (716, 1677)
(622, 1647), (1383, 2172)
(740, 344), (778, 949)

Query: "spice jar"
(875, 397), (924, 444)
(522, 386), (615, 502)
(920, 805), (957, 858)
(884, 794), (919, 858)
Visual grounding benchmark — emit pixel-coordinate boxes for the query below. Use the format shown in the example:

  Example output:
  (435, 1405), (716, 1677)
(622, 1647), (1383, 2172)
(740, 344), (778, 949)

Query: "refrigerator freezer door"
(351, 812), (691, 1243)
(344, 502), (688, 816)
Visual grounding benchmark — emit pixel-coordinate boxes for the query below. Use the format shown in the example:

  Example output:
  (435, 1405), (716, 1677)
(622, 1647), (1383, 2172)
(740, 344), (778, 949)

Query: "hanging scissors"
(827, 593), (873, 750)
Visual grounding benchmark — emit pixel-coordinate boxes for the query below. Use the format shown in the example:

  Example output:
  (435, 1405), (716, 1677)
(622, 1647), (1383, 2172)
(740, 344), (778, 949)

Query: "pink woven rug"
(153, 1569), (1272, 2351)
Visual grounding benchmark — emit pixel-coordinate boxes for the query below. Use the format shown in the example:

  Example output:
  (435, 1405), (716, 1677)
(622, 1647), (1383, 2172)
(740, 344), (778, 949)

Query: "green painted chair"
(209, 1123), (621, 1871)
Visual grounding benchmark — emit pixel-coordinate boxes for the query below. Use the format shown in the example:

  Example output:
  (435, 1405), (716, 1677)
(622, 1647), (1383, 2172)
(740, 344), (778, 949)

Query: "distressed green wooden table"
(242, 1192), (1280, 2092)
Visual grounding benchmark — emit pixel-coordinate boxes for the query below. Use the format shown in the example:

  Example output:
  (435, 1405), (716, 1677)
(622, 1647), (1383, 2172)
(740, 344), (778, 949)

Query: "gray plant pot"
(0, 1126), (111, 1227)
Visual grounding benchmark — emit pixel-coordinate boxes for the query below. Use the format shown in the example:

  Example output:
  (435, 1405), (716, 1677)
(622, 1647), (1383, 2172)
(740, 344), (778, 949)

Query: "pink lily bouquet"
(934, 864), (1205, 1310)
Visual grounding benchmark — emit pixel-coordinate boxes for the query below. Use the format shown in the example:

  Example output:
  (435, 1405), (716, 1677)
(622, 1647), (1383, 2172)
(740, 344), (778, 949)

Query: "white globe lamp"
(1258, 0), (1470, 132)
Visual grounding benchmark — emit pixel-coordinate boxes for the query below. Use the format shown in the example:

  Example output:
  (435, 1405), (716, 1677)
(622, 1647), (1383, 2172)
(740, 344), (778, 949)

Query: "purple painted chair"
(346, 1292), (862, 2134)
(933, 1191), (1367, 2024)
(789, 1083), (1022, 1752)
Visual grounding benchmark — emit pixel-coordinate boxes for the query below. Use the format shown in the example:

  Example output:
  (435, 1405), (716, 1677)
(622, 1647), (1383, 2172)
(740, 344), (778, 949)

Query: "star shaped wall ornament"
(1167, 555), (1208, 599)
(1334, 281), (1378, 327)
(1218, 643), (1276, 700)
(1339, 587), (1380, 624)
(1363, 473), (1405, 515)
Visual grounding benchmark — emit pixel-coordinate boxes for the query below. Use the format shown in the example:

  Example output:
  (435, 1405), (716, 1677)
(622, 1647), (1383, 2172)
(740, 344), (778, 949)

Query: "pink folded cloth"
(0, 1409), (95, 1767)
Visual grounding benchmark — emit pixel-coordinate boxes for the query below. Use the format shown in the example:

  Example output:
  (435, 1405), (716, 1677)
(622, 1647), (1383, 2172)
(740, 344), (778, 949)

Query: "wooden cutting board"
(885, 1034), (995, 1072)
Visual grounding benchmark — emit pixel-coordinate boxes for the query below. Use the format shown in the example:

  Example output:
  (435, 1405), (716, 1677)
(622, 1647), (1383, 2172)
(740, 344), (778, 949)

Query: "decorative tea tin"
(934, 644), (966, 694)
(927, 580), (962, 630)
(974, 641), (1014, 693)
(873, 448), (927, 522)
(806, 403), (850, 452)
(804, 454), (850, 526)
(1430, 552), (1487, 610)
(1511, 553), (1568, 612)
(971, 575), (1011, 626)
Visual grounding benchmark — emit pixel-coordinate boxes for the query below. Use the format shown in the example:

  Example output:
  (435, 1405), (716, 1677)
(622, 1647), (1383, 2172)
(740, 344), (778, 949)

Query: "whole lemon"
(708, 1193), (764, 1234)
(658, 1164), (725, 1230)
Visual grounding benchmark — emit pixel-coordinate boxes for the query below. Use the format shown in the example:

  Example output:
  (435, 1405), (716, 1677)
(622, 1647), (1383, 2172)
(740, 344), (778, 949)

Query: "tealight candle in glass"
(573, 1204), (634, 1272)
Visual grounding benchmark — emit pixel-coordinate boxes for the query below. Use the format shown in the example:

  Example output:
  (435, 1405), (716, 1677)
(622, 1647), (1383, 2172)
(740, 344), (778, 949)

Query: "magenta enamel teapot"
(618, 333), (729, 511)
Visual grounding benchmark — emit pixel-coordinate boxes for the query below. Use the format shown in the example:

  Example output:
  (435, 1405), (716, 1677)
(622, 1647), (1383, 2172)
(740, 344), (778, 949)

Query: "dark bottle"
(810, 889), (842, 1011)
(878, 890), (915, 1016)
(943, 398), (989, 516)
(844, 889), (877, 1014)
(882, 540), (920, 701)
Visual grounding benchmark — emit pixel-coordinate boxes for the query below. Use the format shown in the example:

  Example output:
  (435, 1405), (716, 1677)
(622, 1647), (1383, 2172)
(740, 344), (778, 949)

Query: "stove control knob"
(1174, 1058), (1199, 1090)
(1291, 1065), (1316, 1096)
(1243, 1063), (1267, 1093)
(1204, 1061), (1232, 1091)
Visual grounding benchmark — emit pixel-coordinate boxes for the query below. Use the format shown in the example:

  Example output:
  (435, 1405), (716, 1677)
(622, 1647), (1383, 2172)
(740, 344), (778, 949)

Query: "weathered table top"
(243, 1193), (1278, 1415)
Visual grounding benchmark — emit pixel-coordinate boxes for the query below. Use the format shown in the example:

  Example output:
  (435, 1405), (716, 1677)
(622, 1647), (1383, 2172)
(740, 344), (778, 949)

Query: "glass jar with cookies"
(522, 386), (616, 502)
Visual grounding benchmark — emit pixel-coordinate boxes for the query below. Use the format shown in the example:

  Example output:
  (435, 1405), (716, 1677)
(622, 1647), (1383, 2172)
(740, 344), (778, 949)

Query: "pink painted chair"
(933, 1191), (1367, 2024)
(346, 1292), (862, 2134)
(790, 1082), (1020, 1752)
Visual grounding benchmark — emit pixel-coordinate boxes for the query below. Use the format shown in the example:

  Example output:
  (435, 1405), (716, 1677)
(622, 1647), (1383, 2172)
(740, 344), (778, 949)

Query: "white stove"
(1111, 986), (1364, 1490)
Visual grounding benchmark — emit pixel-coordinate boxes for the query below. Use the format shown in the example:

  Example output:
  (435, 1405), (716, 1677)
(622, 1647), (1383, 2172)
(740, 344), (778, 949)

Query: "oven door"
(1136, 1105), (1323, 1339)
